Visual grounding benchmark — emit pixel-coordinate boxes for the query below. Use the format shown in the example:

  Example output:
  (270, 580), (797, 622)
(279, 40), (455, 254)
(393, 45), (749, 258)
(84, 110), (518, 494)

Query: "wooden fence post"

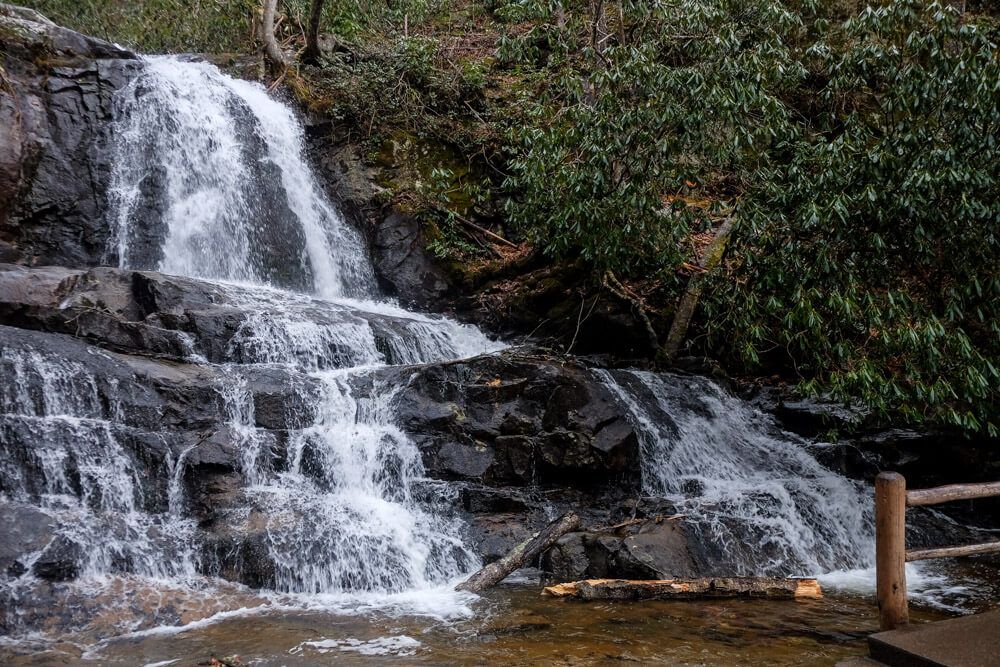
(875, 472), (909, 631)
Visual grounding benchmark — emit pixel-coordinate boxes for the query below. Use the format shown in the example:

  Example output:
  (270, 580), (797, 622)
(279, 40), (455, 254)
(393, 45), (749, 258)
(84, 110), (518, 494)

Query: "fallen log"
(905, 540), (1000, 562)
(543, 577), (822, 601)
(456, 512), (580, 593)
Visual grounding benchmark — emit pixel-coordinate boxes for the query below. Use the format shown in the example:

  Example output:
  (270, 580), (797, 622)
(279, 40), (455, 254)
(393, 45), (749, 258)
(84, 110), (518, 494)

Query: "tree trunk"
(662, 217), (734, 361)
(456, 513), (581, 592)
(302, 0), (325, 64)
(262, 0), (290, 70)
(543, 577), (822, 601)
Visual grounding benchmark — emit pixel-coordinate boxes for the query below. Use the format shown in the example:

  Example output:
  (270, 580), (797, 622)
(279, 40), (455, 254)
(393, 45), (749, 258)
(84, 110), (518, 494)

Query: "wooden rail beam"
(906, 481), (1000, 507)
(875, 472), (909, 631)
(906, 540), (1000, 562)
(875, 473), (1000, 632)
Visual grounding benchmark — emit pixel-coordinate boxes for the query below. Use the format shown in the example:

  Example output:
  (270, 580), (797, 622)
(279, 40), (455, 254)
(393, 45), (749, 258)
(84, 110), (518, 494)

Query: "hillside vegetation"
(20, 0), (1000, 436)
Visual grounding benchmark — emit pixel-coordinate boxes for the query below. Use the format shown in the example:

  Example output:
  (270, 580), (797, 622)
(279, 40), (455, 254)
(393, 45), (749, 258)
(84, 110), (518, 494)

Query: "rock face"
(373, 211), (453, 309)
(305, 121), (455, 310)
(391, 354), (641, 491)
(0, 263), (466, 365)
(0, 4), (139, 267)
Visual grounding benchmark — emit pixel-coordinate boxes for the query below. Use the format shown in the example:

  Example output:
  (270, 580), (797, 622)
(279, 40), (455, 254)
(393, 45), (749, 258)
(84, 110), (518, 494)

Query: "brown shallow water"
(3, 585), (960, 667)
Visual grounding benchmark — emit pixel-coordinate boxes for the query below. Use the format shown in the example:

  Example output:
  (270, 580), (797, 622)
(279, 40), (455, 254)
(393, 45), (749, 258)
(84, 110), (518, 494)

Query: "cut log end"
(543, 577), (822, 601)
(793, 578), (823, 599)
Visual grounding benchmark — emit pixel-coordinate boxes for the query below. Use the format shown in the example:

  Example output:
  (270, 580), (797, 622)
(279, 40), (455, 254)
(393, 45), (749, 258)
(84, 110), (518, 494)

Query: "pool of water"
(3, 583), (969, 667)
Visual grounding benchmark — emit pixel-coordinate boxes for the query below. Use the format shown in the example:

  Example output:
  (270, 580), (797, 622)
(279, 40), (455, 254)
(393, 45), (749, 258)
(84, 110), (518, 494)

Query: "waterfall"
(106, 56), (375, 299)
(210, 291), (492, 596)
(595, 369), (875, 576)
(0, 346), (199, 580)
(0, 52), (976, 654)
(99, 55), (501, 603)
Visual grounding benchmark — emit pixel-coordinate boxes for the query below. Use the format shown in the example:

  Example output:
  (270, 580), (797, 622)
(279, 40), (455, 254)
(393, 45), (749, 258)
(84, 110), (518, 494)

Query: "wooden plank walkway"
(846, 608), (1000, 667)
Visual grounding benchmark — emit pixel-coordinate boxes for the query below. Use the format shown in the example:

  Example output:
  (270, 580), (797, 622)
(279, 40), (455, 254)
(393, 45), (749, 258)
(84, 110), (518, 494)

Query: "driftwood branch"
(452, 211), (518, 248)
(456, 512), (580, 592)
(543, 577), (822, 601)
(262, 0), (291, 69)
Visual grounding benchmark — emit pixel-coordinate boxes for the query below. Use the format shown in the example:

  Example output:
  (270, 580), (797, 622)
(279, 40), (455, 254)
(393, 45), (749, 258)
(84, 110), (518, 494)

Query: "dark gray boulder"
(31, 535), (83, 582)
(0, 263), (457, 366)
(0, 502), (56, 578)
(373, 211), (453, 309)
(387, 352), (641, 491)
(0, 4), (139, 267)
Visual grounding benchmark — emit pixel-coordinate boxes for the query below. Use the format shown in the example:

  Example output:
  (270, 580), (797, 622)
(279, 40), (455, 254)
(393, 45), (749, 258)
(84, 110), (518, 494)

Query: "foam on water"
(293, 635), (422, 657)
(819, 564), (979, 614)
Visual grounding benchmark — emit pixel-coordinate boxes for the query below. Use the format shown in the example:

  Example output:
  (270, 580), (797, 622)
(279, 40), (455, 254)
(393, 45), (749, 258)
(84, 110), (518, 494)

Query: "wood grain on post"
(875, 472), (909, 631)
(906, 481), (1000, 507)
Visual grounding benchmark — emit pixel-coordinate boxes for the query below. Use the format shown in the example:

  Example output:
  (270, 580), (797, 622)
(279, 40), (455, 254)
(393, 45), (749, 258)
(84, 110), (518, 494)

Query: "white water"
(102, 55), (500, 613)
(0, 347), (199, 580)
(596, 369), (875, 575)
(0, 55), (503, 648)
(594, 369), (975, 606)
(107, 56), (375, 298)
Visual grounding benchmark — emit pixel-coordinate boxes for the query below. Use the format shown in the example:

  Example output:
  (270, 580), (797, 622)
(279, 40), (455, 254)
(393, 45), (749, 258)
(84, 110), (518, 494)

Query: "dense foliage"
(15, 0), (1000, 434)
(19, 0), (454, 53)
(497, 0), (999, 434)
(21, 0), (258, 53)
(709, 2), (1000, 434)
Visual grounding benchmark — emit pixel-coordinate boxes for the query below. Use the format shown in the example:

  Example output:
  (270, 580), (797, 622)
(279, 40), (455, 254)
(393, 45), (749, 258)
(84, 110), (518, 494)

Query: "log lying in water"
(543, 577), (822, 601)
(456, 512), (581, 592)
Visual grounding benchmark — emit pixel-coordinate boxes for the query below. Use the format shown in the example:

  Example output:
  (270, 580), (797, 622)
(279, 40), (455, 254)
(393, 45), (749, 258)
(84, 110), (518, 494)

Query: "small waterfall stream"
(595, 369), (875, 575)
(0, 346), (199, 580)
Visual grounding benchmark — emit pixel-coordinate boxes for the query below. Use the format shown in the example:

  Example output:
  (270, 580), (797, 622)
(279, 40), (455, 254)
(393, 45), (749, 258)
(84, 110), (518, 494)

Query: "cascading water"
(106, 56), (375, 298)
(0, 54), (504, 648)
(593, 369), (976, 608)
(102, 55), (501, 606)
(594, 369), (875, 576)
(0, 346), (198, 581)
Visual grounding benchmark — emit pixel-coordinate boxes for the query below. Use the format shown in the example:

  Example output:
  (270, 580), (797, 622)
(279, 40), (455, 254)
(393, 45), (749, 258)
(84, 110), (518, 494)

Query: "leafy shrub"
(706, 1), (1000, 434)
(19, 0), (258, 52)
(498, 0), (1000, 433)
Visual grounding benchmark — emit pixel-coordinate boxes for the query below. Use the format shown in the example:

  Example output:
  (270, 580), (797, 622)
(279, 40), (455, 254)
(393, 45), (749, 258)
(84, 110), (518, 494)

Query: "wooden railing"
(875, 472), (1000, 631)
